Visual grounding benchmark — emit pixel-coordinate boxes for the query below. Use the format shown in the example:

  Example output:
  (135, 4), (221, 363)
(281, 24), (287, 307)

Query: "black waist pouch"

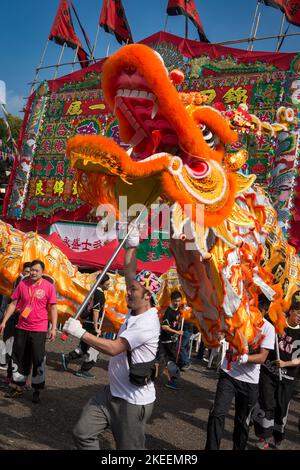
(127, 351), (158, 386)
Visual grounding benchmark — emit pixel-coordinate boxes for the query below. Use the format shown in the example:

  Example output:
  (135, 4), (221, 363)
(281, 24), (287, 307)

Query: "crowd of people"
(0, 231), (299, 450)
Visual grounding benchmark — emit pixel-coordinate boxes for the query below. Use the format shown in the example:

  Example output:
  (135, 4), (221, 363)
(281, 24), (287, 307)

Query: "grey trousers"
(73, 385), (154, 450)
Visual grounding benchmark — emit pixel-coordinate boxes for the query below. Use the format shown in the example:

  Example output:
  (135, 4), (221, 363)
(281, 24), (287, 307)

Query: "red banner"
(48, 0), (89, 68)
(99, 0), (133, 45)
(261, 0), (300, 27)
(167, 0), (209, 42)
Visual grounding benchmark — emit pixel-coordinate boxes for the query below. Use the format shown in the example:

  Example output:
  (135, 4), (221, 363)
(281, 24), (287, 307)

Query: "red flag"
(49, 0), (89, 67)
(99, 0), (133, 45)
(260, 0), (300, 27)
(167, 0), (209, 42)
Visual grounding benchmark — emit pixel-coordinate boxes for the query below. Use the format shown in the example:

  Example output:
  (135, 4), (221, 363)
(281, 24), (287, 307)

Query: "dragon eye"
(189, 159), (209, 177)
(200, 124), (217, 149)
(186, 159), (210, 178)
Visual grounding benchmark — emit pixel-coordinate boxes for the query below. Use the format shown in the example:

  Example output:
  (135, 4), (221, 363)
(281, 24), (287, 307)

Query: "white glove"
(63, 318), (86, 339)
(125, 222), (140, 248)
(238, 353), (249, 365)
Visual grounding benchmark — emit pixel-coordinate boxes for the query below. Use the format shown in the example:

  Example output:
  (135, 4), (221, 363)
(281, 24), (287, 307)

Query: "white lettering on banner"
(49, 222), (116, 252)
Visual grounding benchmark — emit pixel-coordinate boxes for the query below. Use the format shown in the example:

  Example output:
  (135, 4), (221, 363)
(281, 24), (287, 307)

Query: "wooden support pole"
(91, 24), (100, 63)
(30, 39), (50, 94)
(53, 42), (66, 79)
(276, 13), (285, 52)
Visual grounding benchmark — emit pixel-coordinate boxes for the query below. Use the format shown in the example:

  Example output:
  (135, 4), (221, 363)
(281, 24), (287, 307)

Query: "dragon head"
(67, 44), (251, 227)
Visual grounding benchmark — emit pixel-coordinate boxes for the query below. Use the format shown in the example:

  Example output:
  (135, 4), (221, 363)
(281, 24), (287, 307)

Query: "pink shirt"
(11, 278), (57, 332)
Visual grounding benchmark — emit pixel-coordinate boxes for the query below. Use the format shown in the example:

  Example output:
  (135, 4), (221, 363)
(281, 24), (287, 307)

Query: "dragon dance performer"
(160, 290), (183, 390)
(253, 293), (300, 450)
(61, 273), (110, 379)
(63, 225), (161, 450)
(205, 294), (275, 450)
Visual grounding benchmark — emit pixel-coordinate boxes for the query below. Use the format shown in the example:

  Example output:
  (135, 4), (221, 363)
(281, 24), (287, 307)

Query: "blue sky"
(1, 0), (299, 116)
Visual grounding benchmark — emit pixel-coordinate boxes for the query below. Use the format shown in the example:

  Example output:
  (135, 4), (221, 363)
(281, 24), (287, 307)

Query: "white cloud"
(6, 89), (25, 116)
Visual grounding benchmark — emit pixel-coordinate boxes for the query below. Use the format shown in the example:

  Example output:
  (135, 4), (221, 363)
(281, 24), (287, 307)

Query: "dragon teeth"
(151, 100), (159, 119)
(116, 88), (156, 101)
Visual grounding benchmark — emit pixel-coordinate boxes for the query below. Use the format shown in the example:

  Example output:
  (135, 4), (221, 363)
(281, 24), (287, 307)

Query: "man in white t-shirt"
(205, 295), (275, 450)
(63, 227), (161, 450)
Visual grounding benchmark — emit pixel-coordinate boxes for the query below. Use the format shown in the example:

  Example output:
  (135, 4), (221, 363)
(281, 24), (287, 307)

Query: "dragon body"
(66, 44), (299, 353)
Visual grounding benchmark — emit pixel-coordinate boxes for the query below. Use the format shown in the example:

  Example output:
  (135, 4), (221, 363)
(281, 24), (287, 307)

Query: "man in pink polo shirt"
(0, 259), (57, 403)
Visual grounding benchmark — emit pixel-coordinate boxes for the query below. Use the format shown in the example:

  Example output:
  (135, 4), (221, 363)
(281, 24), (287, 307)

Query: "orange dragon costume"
(65, 44), (299, 354)
(0, 220), (129, 329)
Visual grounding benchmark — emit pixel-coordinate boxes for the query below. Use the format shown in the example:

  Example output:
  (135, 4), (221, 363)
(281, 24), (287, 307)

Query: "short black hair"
(97, 273), (110, 284)
(171, 290), (182, 301)
(31, 259), (45, 271)
(258, 294), (271, 312)
(23, 262), (32, 270)
(290, 291), (300, 311)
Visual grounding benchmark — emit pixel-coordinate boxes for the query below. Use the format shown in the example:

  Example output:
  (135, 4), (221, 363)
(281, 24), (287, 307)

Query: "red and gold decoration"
(66, 43), (300, 354)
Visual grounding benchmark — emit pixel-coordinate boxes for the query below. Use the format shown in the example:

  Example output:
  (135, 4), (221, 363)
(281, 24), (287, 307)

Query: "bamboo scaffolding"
(184, 0), (188, 40)
(91, 24), (100, 63)
(250, 11), (261, 51)
(72, 44), (80, 72)
(27, 30), (300, 86)
(276, 12), (285, 51)
(53, 42), (66, 79)
(213, 31), (300, 46)
(247, 0), (261, 51)
(30, 39), (50, 95)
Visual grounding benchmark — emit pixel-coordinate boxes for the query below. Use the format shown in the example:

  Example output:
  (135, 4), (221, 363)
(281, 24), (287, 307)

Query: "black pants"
(3, 315), (18, 379)
(252, 368), (295, 442)
(205, 370), (258, 450)
(160, 341), (178, 364)
(11, 328), (47, 390)
(68, 323), (98, 372)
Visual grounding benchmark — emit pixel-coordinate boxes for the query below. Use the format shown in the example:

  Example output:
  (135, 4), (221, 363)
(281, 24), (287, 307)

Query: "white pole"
(72, 44), (80, 72)
(275, 334), (282, 381)
(106, 41), (111, 58)
(250, 11), (261, 51)
(91, 24), (100, 63)
(176, 317), (185, 364)
(247, 0), (260, 51)
(53, 42), (66, 79)
(275, 13), (285, 52)
(30, 39), (50, 94)
(163, 15), (168, 32)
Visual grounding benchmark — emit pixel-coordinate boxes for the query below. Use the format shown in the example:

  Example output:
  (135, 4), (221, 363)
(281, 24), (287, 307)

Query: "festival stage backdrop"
(3, 31), (300, 250)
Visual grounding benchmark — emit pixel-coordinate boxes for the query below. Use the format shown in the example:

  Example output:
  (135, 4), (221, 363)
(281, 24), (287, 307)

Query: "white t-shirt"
(221, 318), (275, 384)
(108, 307), (160, 405)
